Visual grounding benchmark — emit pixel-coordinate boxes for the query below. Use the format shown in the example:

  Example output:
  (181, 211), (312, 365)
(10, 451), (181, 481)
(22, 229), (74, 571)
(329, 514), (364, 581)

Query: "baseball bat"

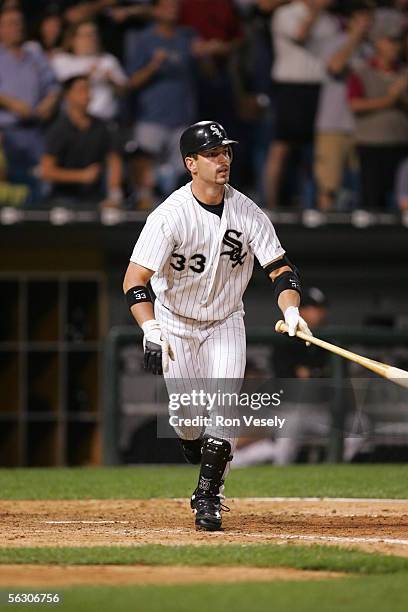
(275, 320), (408, 389)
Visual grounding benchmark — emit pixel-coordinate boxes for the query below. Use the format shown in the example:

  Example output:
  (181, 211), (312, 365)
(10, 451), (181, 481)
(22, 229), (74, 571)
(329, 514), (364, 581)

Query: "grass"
(1, 544), (408, 575)
(1, 465), (407, 612)
(2, 576), (408, 612)
(1, 464), (408, 500)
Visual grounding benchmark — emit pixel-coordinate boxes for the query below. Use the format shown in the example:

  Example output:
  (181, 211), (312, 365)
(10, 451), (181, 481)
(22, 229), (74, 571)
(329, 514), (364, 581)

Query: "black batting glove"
(141, 320), (175, 375)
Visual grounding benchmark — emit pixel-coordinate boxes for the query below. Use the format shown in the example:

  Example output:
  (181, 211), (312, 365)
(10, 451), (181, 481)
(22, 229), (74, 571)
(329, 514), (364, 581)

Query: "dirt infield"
(1, 498), (408, 557)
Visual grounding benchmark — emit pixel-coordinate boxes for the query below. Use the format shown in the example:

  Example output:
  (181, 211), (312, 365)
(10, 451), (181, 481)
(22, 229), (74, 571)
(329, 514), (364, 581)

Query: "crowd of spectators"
(1, 0), (408, 212)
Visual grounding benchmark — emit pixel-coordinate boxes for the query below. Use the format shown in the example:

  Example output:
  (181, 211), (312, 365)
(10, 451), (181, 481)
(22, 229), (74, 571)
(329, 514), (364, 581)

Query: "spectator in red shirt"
(179, 0), (242, 42)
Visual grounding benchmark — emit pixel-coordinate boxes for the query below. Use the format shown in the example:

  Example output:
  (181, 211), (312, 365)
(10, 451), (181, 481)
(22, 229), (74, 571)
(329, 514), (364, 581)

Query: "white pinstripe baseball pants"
(155, 300), (246, 450)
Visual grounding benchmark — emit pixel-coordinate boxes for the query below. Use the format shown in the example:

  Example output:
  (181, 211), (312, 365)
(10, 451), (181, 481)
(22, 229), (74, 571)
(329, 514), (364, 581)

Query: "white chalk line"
(173, 497), (408, 504)
(127, 528), (408, 547)
(41, 498), (408, 548)
(44, 520), (130, 525)
(40, 523), (408, 547)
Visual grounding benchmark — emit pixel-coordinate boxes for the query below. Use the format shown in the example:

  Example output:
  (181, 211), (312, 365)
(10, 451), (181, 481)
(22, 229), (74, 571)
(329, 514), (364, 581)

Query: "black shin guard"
(196, 437), (232, 496)
(179, 438), (203, 465)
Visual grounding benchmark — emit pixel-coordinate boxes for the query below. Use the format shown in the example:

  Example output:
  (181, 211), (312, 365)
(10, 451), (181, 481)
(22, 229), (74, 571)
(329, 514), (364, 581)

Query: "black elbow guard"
(273, 270), (302, 302)
(264, 254), (302, 301)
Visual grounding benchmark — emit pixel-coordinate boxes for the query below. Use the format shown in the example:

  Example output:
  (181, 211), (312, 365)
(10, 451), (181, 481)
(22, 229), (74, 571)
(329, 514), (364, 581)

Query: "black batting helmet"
(180, 121), (238, 160)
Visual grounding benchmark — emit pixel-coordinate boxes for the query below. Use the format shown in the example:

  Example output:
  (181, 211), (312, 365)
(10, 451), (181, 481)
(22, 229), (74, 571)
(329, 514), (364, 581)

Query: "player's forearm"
(129, 302), (155, 327)
(266, 261), (301, 312)
(278, 289), (300, 314)
(124, 286), (155, 326)
(123, 263), (155, 327)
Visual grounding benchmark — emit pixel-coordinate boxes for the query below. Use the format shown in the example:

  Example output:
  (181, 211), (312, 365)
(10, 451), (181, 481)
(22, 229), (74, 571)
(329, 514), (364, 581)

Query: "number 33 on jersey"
(130, 183), (285, 322)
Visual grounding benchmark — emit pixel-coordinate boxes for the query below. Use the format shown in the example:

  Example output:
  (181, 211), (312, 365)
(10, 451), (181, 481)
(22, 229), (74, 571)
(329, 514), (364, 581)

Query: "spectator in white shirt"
(52, 19), (127, 121)
(264, 0), (338, 208)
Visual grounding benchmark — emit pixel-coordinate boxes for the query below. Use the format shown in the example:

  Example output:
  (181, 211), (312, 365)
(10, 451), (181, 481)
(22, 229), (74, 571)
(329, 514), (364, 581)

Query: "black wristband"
(126, 285), (152, 309)
(273, 270), (302, 302)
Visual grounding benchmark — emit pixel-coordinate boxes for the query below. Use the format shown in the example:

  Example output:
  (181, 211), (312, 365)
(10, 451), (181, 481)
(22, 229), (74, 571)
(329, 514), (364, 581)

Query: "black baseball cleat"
(190, 490), (229, 532)
(189, 437), (232, 531)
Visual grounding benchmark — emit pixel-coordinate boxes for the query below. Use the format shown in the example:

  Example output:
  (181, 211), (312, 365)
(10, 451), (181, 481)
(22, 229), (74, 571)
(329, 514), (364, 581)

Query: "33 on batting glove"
(142, 319), (174, 375)
(284, 306), (312, 346)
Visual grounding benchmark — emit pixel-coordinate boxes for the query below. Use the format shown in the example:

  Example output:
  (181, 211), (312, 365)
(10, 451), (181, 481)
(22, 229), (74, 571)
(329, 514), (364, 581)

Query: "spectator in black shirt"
(40, 74), (123, 207)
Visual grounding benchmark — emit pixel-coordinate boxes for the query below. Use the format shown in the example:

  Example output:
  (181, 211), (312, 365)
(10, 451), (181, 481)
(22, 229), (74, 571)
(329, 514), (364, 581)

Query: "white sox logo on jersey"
(210, 124), (222, 138)
(221, 230), (247, 268)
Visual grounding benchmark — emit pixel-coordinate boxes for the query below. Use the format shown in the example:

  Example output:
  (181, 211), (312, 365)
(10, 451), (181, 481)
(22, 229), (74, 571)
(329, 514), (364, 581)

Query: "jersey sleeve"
(247, 208), (285, 267)
(130, 212), (175, 273)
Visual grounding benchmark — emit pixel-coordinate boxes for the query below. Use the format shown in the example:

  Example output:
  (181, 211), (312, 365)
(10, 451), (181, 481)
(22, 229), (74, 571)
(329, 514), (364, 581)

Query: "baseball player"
(123, 120), (311, 531)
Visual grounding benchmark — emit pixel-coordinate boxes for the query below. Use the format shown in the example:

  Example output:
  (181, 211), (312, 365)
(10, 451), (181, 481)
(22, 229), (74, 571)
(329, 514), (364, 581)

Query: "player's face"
(194, 146), (232, 185)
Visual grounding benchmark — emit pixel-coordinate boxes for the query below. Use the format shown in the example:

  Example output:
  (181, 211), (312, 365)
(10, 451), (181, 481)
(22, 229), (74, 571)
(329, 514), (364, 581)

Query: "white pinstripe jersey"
(130, 182), (285, 322)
